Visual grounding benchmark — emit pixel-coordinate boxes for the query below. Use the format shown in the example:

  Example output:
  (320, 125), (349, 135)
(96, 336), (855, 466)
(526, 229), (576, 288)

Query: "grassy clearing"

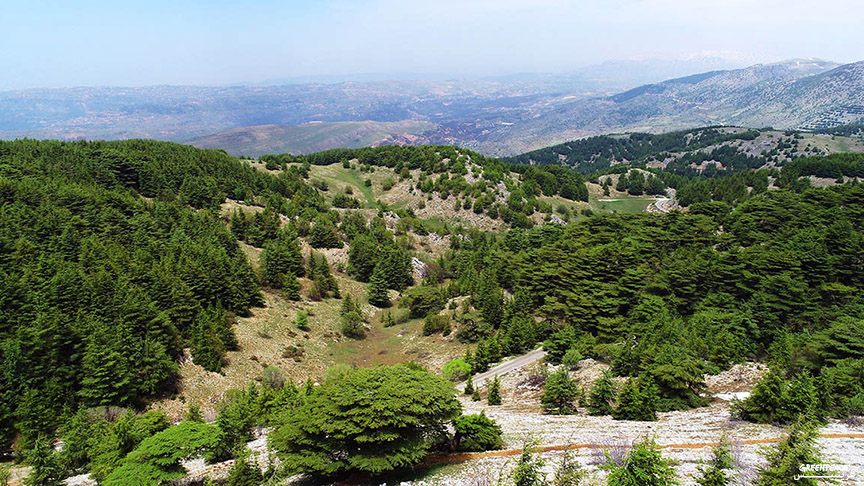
(589, 196), (656, 213)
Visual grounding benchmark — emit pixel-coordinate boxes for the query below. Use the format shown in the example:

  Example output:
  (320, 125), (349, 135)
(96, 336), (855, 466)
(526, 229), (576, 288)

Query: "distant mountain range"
(1, 58), (862, 157)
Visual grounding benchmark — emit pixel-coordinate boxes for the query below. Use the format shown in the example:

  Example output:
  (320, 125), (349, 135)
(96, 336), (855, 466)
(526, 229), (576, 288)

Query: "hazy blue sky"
(2, 0), (862, 90)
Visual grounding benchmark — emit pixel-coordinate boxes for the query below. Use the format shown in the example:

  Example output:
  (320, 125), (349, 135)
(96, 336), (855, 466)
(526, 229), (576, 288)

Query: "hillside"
(188, 120), (436, 157)
(480, 59), (864, 154)
(4, 141), (864, 486)
(505, 125), (864, 174)
(4, 59), (864, 158)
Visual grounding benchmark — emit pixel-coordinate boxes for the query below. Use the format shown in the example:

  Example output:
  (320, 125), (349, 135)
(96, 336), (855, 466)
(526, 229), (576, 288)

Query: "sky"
(1, 0), (863, 90)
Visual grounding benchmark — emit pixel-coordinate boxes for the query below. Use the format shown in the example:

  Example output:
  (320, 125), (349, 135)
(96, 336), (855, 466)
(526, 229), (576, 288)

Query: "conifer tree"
(587, 371), (617, 416)
(464, 375), (475, 396)
(367, 263), (390, 307)
(756, 418), (827, 486)
(696, 434), (734, 486)
(487, 376), (502, 405)
(283, 274), (300, 300)
(604, 437), (677, 486)
(295, 311), (309, 331)
(613, 376), (659, 421)
(541, 367), (578, 415)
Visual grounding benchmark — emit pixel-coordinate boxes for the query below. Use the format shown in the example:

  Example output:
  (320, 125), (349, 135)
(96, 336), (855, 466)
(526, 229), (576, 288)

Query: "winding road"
(457, 347), (547, 392)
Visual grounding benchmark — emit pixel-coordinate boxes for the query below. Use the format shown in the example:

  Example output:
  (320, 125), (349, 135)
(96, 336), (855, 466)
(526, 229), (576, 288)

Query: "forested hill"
(3, 139), (864, 484)
(504, 125), (864, 174)
(0, 139), (327, 447)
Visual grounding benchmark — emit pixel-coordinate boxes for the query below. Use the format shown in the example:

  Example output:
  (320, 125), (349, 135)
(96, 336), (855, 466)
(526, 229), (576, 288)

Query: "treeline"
(0, 139), (334, 451)
(784, 152), (864, 179)
(413, 183), (864, 416)
(504, 127), (761, 173)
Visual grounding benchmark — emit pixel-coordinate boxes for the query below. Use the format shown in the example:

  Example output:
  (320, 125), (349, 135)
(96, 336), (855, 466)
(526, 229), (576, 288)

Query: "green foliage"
(103, 421), (217, 486)
(403, 285), (446, 318)
(487, 376), (502, 405)
(24, 437), (63, 486)
(541, 368), (579, 415)
(367, 263), (391, 307)
(733, 369), (819, 424)
(226, 451), (264, 486)
(209, 385), (260, 461)
(613, 376), (659, 421)
(604, 437), (679, 486)
(184, 404), (205, 423)
(309, 217), (342, 249)
(696, 434), (734, 486)
(87, 410), (171, 483)
(551, 448), (587, 486)
(261, 227), (303, 288)
(756, 418), (828, 486)
(544, 325), (577, 365)
(561, 349), (584, 370)
(510, 442), (546, 486)
(269, 364), (461, 476)
(452, 412), (503, 452)
(0, 139), (290, 443)
(464, 375), (475, 395)
(442, 359), (472, 382)
(587, 371), (617, 416)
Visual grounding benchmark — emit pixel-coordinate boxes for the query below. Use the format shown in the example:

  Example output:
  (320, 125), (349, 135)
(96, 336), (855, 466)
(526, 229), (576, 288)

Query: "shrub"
(443, 359), (472, 382)
(604, 437), (678, 486)
(453, 412), (503, 452)
(561, 349), (583, 370)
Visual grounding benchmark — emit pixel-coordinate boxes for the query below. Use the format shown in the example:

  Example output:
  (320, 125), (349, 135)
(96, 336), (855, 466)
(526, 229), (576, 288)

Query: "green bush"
(452, 412), (503, 452)
(442, 359), (472, 382)
(604, 437), (678, 486)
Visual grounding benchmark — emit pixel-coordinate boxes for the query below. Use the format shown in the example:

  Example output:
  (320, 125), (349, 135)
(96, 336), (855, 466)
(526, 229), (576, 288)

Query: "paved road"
(458, 347), (547, 392)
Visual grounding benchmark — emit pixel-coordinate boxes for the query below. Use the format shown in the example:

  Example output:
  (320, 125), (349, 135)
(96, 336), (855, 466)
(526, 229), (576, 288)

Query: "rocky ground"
(403, 361), (864, 486)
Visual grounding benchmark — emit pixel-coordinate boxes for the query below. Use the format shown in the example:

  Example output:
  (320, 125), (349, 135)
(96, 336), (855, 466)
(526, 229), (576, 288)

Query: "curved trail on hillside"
(423, 432), (864, 466)
(457, 348), (547, 392)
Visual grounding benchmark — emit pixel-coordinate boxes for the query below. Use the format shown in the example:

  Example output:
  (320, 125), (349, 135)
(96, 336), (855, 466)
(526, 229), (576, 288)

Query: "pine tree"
(510, 441), (546, 486)
(604, 437), (677, 486)
(25, 436), (64, 486)
(382, 311), (396, 328)
(226, 451), (264, 486)
(283, 274), (300, 300)
(295, 311), (308, 331)
(587, 371), (617, 416)
(487, 376), (502, 405)
(471, 388), (482, 401)
(541, 367), (578, 415)
(613, 376), (658, 421)
(756, 418), (827, 486)
(367, 263), (390, 307)
(464, 375), (475, 396)
(544, 325), (577, 364)
(185, 403), (205, 423)
(696, 434), (734, 486)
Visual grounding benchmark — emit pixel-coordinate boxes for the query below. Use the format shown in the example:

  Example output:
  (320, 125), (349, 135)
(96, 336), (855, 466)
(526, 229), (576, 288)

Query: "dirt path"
(458, 348), (546, 392)
(423, 432), (864, 466)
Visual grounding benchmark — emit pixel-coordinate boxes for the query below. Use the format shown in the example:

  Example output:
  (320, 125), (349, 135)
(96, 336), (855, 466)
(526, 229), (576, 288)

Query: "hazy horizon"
(3, 0), (863, 91)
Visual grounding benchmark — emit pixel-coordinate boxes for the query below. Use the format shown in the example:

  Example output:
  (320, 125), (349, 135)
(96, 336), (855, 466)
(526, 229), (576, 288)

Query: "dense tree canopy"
(269, 364), (461, 476)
